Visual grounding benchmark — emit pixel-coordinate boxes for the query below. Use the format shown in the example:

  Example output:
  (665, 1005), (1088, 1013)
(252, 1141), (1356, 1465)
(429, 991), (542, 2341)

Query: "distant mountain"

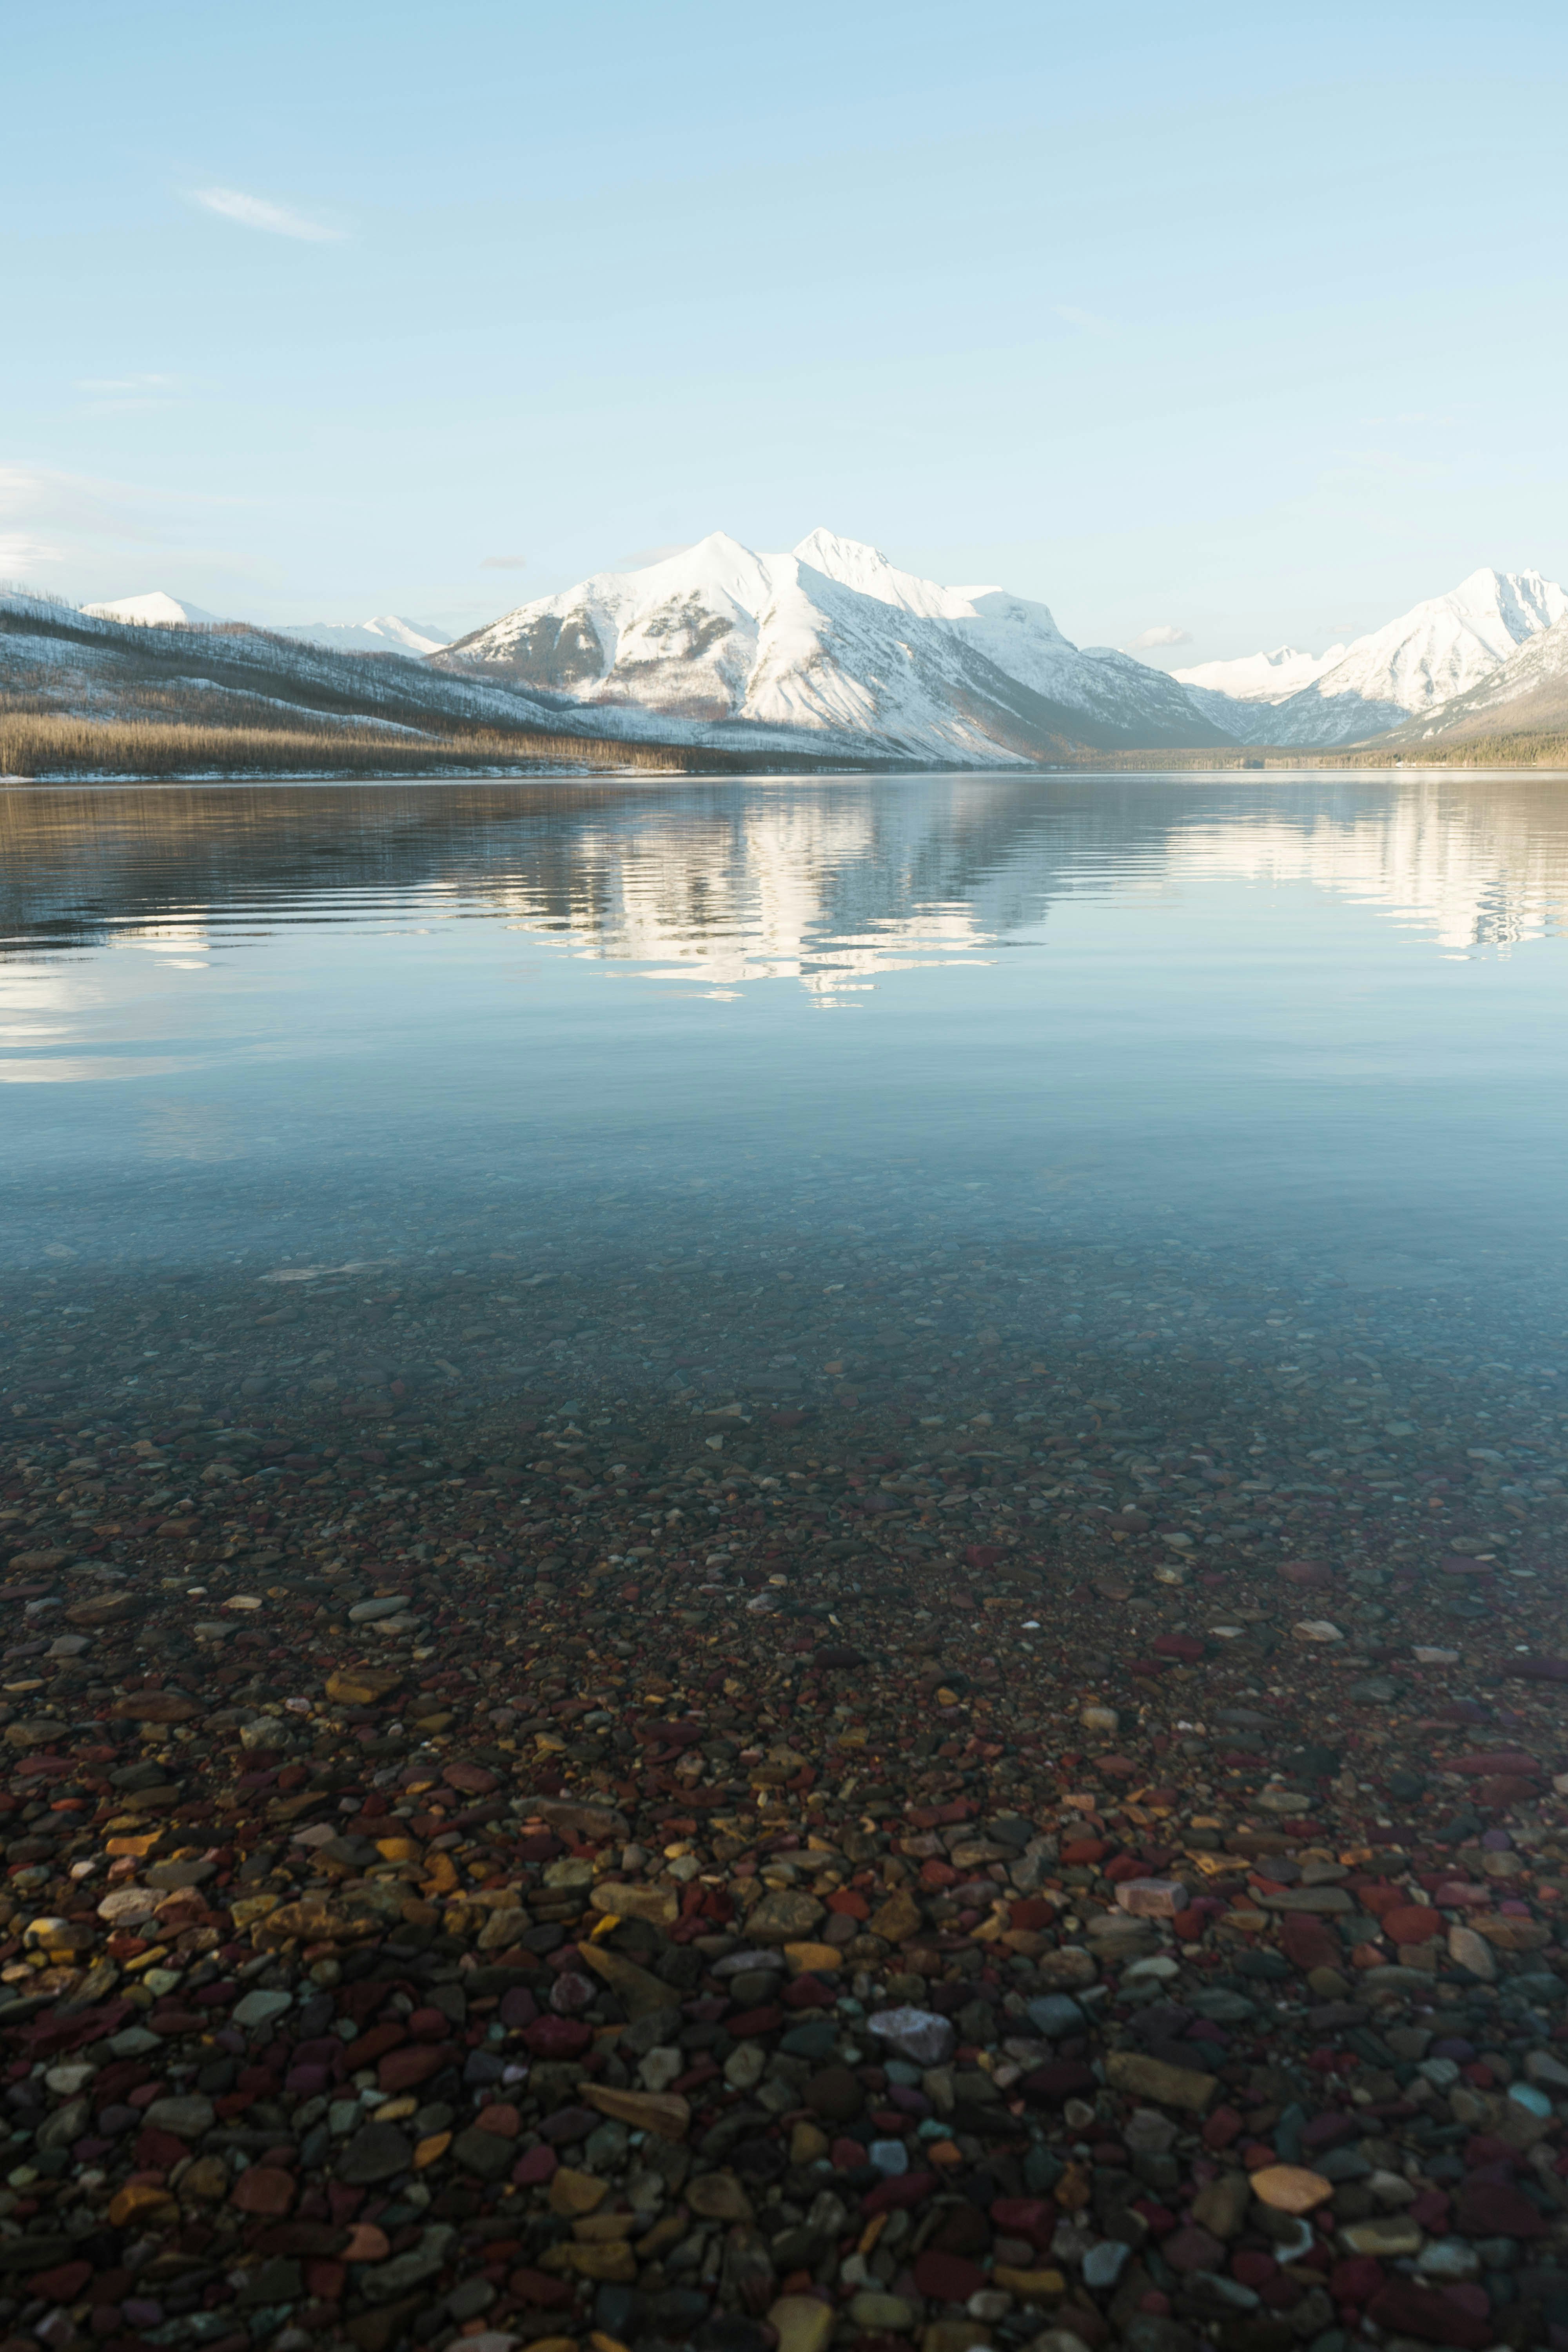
(33, 552), (1568, 768)
(0, 585), (930, 769)
(80, 590), (224, 628)
(276, 615), (450, 658)
(1176, 641), (1347, 704)
(1183, 568), (1567, 745)
(435, 529), (1233, 759)
(1379, 610), (1568, 747)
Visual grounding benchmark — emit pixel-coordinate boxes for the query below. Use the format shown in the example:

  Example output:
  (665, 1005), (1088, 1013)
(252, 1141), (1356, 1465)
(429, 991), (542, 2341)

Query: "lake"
(2, 769), (1566, 1446)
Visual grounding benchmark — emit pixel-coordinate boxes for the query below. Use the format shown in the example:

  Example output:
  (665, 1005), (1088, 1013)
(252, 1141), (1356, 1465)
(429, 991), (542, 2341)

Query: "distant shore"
(2, 709), (1565, 783)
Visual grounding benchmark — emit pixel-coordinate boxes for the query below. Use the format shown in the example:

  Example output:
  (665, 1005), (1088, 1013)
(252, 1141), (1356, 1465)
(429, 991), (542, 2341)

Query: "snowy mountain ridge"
(43, 549), (1568, 760)
(1181, 567), (1567, 745)
(1380, 609), (1568, 747)
(80, 591), (224, 628)
(276, 615), (450, 658)
(1175, 641), (1348, 703)
(433, 528), (1227, 760)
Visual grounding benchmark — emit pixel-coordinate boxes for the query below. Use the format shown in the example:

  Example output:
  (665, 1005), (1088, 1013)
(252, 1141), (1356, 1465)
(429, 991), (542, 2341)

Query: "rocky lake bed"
(1, 1220), (1566, 2352)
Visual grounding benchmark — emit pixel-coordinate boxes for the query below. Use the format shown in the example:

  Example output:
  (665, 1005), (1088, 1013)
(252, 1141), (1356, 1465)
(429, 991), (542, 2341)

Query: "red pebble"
(913, 2252), (985, 2301)
(231, 2164), (296, 2217)
(1382, 1905), (1442, 1944)
(474, 2102), (521, 2138)
(521, 2016), (592, 2057)
(378, 2045), (448, 2094)
(1370, 2276), (1492, 2348)
(30, 2265), (92, 2304)
(1202, 2105), (1245, 2149)
(862, 2169), (939, 2215)
(1011, 1897), (1056, 1931)
(989, 2197), (1057, 2250)
(508, 2267), (575, 2307)
(1330, 2256), (1385, 2304)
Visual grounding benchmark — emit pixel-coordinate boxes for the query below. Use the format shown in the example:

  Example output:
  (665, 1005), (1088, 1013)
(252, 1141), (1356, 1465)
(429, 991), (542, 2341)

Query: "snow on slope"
(1175, 642), (1348, 703)
(0, 584), (895, 764)
(276, 615), (450, 657)
(1187, 569), (1567, 746)
(795, 529), (1216, 745)
(435, 529), (1232, 758)
(1381, 610), (1568, 746)
(80, 590), (224, 628)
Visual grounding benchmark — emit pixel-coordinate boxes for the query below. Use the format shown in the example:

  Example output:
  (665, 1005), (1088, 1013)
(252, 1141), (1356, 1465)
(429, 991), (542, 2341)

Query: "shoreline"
(5, 757), (1568, 786)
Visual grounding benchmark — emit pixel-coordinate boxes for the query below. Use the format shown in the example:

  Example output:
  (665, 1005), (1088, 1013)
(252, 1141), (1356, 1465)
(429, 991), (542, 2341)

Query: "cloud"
(480, 554), (528, 571)
(0, 462), (256, 594)
(0, 464), (157, 548)
(188, 187), (345, 242)
(1122, 622), (1192, 652)
(76, 375), (180, 394)
(0, 532), (63, 574)
(1055, 305), (1114, 334)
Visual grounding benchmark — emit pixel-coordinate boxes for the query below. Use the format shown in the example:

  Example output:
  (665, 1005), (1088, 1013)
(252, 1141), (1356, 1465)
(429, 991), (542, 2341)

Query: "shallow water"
(2, 770), (1566, 1435)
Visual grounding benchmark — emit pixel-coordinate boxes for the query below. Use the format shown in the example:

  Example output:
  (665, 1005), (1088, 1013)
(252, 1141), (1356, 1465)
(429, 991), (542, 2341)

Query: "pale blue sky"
(6, 0), (1567, 664)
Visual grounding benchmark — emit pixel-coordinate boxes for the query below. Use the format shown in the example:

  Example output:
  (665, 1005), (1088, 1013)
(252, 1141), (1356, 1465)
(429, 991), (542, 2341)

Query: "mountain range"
(80, 594), (450, 662)
(24, 537), (1568, 764)
(276, 615), (450, 658)
(1177, 567), (1567, 745)
(432, 528), (1228, 759)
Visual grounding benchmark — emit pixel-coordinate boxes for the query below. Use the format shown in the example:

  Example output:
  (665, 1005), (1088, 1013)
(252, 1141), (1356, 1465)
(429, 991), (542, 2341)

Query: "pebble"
(4, 1233), (1568, 2352)
(1249, 2162), (1332, 2212)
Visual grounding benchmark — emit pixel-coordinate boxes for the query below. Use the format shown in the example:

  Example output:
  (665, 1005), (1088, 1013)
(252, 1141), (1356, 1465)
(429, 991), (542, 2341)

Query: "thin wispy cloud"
(76, 374), (180, 394)
(0, 532), (63, 573)
(0, 463), (255, 593)
(1055, 304), (1114, 334)
(480, 554), (528, 571)
(0, 464), (156, 546)
(1123, 622), (1191, 652)
(189, 187), (345, 242)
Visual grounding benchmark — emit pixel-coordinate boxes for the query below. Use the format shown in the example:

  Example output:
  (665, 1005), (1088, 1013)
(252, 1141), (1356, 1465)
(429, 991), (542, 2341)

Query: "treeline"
(1374, 727), (1568, 769)
(1044, 734), (1568, 773)
(0, 713), (702, 781)
(0, 711), (892, 781)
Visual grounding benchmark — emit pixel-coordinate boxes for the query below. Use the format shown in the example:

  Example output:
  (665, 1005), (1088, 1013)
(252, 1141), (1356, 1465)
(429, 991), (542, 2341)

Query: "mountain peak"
(435, 523), (1224, 755)
(80, 590), (221, 628)
(276, 614), (448, 657)
(1182, 563), (1567, 743)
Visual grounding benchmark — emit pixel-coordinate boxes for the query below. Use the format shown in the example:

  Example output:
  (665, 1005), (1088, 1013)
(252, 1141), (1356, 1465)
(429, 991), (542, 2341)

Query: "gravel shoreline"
(1, 1236), (1567, 2352)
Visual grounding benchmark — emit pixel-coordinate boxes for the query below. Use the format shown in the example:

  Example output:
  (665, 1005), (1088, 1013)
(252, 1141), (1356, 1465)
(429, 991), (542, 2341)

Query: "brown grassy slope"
(1038, 733), (1568, 772)
(0, 712), (699, 779)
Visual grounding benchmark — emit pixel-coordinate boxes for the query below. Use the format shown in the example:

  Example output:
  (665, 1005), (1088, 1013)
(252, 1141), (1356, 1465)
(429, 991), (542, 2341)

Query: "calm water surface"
(2, 770), (1567, 1356)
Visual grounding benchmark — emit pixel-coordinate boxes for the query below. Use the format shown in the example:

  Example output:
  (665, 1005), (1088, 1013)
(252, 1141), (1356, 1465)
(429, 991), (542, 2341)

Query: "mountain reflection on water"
(4, 771), (1567, 979)
(1, 771), (1566, 1301)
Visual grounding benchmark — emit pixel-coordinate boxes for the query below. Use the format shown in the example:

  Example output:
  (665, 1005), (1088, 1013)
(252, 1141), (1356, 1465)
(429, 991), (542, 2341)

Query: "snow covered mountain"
(276, 615), (450, 658)
(1175, 642), (1347, 704)
(1182, 569), (1567, 746)
(80, 590), (224, 628)
(1380, 610), (1568, 747)
(0, 584), (921, 768)
(435, 529), (1233, 760)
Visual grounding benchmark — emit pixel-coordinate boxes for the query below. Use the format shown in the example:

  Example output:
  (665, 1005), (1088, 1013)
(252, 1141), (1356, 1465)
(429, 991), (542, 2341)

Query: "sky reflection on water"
(2, 771), (1566, 1311)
